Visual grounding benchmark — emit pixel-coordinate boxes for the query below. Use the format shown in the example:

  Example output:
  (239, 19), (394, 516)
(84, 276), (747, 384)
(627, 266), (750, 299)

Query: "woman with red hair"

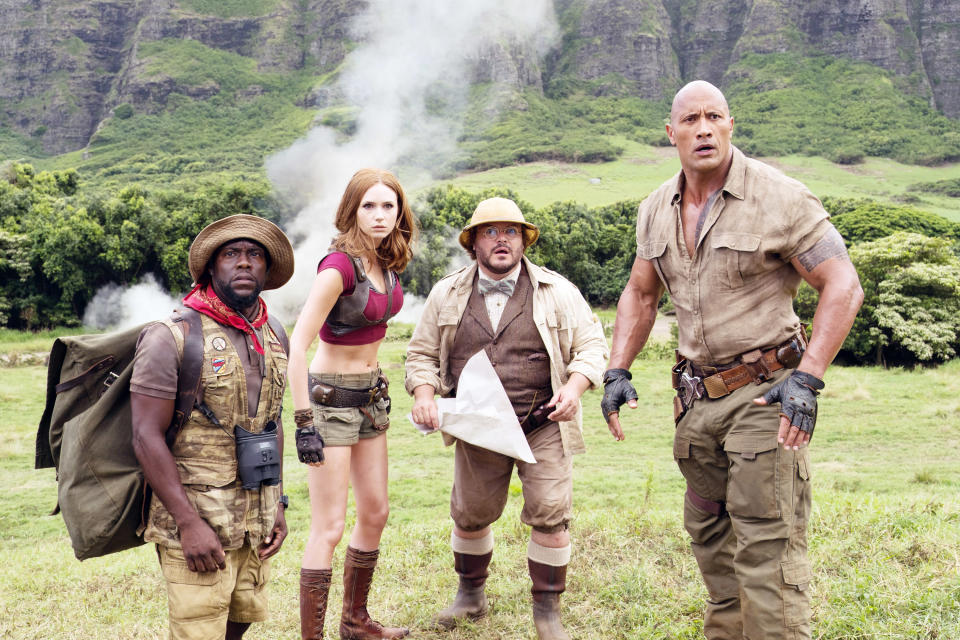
(288, 168), (416, 640)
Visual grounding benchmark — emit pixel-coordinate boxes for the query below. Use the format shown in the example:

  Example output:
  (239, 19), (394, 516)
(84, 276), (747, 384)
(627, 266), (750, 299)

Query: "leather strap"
(686, 336), (805, 400)
(308, 374), (385, 408)
(168, 308), (204, 447)
(686, 486), (726, 517)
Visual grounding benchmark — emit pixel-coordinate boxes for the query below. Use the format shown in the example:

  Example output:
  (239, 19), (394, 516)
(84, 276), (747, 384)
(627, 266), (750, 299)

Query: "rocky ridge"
(0, 0), (957, 156)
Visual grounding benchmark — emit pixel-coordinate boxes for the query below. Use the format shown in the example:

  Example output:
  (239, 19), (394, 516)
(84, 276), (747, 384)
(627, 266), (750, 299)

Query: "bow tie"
(478, 277), (516, 297)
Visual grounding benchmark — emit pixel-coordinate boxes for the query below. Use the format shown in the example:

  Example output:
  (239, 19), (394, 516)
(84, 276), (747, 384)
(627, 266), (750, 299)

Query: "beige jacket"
(405, 256), (608, 455)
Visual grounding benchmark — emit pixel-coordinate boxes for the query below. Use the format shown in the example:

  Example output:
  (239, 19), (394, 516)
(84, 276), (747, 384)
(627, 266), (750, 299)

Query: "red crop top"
(317, 252), (404, 345)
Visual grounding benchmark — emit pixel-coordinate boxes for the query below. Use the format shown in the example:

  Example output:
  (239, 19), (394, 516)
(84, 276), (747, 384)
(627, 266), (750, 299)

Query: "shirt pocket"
(710, 232), (761, 290)
(637, 240), (670, 292)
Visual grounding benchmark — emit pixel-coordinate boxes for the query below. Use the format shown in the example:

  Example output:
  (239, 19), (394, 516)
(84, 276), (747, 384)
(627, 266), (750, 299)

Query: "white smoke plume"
(266, 0), (558, 321)
(82, 273), (182, 330)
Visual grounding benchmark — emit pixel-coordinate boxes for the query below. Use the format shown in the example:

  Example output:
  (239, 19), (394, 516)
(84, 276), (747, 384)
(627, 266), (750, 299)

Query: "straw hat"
(458, 197), (539, 250)
(189, 214), (294, 290)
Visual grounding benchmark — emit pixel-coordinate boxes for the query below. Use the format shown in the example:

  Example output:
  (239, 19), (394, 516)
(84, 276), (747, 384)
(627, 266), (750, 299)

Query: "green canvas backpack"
(35, 309), (205, 560)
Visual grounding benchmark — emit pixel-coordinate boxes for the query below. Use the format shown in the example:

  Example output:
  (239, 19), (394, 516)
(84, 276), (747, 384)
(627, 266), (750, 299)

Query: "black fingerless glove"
(293, 408), (325, 464)
(600, 368), (639, 423)
(760, 370), (825, 437)
(295, 426), (325, 465)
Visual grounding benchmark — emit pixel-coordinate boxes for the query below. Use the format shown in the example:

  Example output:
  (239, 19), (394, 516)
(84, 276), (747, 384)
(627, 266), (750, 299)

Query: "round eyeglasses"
(481, 226), (521, 240)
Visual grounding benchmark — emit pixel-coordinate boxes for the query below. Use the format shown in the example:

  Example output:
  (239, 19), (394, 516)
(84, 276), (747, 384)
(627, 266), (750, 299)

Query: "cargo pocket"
(724, 433), (780, 519)
(160, 546), (228, 620)
(781, 558), (812, 627)
(673, 436), (711, 496)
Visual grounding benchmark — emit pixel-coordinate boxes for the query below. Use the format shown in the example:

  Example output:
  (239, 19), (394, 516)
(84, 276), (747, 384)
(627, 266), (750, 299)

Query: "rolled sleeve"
(404, 284), (446, 396)
(563, 296), (608, 388)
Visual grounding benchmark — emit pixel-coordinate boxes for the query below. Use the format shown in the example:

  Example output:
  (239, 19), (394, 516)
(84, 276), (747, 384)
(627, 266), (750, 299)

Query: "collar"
(670, 145), (746, 206)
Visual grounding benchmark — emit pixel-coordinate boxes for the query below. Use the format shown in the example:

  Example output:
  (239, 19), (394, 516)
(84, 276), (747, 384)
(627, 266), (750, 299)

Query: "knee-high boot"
(300, 568), (332, 640)
(434, 551), (492, 629)
(529, 559), (571, 640)
(339, 546), (410, 640)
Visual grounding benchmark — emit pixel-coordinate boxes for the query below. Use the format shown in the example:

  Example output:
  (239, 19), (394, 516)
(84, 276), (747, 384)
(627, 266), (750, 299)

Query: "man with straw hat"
(131, 214), (295, 640)
(406, 197), (608, 640)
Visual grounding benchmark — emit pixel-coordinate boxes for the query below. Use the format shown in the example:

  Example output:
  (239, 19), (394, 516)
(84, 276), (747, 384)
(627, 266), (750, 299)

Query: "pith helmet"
(189, 214), (295, 290)
(457, 197), (539, 250)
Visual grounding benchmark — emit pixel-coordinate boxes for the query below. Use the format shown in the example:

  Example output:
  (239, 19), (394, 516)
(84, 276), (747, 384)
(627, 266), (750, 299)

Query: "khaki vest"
(144, 314), (287, 550)
(449, 266), (553, 420)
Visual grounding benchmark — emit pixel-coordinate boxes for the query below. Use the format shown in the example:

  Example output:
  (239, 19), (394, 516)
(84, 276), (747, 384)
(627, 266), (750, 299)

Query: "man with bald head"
(602, 81), (863, 639)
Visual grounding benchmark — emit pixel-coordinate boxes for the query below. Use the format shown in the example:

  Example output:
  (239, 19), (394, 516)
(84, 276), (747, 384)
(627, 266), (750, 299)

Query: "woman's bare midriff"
(310, 339), (385, 375)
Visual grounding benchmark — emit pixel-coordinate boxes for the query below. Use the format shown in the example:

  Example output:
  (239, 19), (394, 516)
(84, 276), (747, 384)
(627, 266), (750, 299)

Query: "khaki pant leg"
(451, 437), (514, 531)
(729, 445), (812, 640)
(158, 545), (235, 640)
(721, 373), (813, 640)
(675, 429), (743, 640)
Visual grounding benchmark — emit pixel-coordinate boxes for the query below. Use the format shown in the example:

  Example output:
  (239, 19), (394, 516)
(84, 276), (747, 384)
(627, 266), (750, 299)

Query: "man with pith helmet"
(406, 197), (608, 640)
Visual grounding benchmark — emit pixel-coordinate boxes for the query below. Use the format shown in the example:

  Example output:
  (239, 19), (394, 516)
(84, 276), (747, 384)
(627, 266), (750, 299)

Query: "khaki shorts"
(157, 540), (270, 639)
(451, 422), (572, 534)
(309, 370), (390, 446)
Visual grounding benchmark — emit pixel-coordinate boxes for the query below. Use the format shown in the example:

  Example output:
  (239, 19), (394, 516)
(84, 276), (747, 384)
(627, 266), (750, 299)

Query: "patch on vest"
(211, 356), (226, 373)
(211, 337), (227, 351)
(269, 341), (284, 353)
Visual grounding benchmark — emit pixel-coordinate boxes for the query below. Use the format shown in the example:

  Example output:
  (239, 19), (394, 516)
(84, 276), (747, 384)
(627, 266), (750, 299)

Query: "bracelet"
(293, 408), (314, 428)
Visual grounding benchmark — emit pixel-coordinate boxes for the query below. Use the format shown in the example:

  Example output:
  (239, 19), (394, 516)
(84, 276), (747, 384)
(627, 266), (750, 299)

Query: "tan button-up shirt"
(405, 256), (608, 455)
(636, 147), (833, 365)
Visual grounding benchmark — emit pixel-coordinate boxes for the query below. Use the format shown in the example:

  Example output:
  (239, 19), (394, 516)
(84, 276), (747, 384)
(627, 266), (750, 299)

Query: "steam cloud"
(83, 273), (181, 330)
(266, 0), (558, 321)
(83, 1), (558, 328)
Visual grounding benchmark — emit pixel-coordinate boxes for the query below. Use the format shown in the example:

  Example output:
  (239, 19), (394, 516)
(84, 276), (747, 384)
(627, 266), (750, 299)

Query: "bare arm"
(792, 227), (864, 378)
(287, 269), (344, 412)
(605, 256), (665, 439)
(131, 392), (225, 572)
(754, 227), (864, 448)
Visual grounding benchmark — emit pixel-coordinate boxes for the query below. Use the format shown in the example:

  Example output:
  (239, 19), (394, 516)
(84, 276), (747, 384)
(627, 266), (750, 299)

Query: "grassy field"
(2, 330), (959, 639)
(437, 140), (960, 223)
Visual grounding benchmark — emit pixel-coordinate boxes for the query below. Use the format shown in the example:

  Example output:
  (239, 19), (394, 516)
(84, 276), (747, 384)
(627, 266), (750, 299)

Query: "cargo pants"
(673, 368), (812, 640)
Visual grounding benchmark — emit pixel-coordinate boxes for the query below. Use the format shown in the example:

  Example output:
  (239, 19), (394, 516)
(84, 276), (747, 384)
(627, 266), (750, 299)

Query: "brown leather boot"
(433, 551), (492, 629)
(339, 547), (410, 640)
(300, 568), (332, 640)
(529, 559), (570, 640)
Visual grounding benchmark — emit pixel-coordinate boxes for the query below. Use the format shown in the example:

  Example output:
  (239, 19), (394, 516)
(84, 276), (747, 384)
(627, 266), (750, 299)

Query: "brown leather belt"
(309, 374), (388, 408)
(520, 401), (553, 435)
(673, 332), (806, 404)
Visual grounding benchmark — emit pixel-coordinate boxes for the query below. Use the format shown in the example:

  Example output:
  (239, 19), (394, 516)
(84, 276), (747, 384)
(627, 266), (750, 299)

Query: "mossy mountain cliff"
(2, 0), (958, 161)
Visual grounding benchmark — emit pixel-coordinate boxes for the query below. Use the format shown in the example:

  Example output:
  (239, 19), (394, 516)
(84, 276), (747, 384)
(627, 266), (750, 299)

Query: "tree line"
(2, 163), (959, 366)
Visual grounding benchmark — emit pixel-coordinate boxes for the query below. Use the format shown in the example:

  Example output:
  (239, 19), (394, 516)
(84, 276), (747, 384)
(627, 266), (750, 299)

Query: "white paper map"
(408, 350), (536, 463)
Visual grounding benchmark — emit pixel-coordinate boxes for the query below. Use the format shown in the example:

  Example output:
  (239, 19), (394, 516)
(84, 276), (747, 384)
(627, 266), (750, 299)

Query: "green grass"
(177, 0), (280, 18)
(37, 39), (318, 189)
(437, 139), (960, 222)
(3, 328), (958, 639)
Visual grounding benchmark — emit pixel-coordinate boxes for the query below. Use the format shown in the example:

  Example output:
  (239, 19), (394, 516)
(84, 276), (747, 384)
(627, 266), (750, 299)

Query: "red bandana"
(183, 284), (269, 355)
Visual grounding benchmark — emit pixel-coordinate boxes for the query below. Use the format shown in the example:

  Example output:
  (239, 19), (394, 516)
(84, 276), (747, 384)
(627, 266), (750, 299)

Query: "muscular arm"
(131, 392), (225, 572)
(605, 256), (666, 438)
(754, 226), (863, 448)
(609, 256), (665, 368)
(792, 227), (864, 378)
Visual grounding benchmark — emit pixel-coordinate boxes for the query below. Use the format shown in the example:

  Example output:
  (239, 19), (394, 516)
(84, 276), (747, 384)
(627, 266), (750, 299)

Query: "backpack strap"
(266, 314), (289, 355)
(167, 308), (204, 447)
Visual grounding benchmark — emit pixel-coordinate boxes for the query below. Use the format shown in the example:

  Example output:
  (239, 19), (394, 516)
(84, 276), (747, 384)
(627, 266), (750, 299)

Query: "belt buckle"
(679, 371), (703, 402)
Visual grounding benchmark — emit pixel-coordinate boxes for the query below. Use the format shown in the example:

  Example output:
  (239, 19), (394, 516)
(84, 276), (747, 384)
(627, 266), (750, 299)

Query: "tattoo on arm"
(797, 227), (850, 271)
(694, 190), (720, 243)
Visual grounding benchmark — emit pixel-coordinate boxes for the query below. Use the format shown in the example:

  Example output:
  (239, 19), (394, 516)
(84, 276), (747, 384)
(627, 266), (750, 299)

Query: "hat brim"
(189, 215), (294, 290)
